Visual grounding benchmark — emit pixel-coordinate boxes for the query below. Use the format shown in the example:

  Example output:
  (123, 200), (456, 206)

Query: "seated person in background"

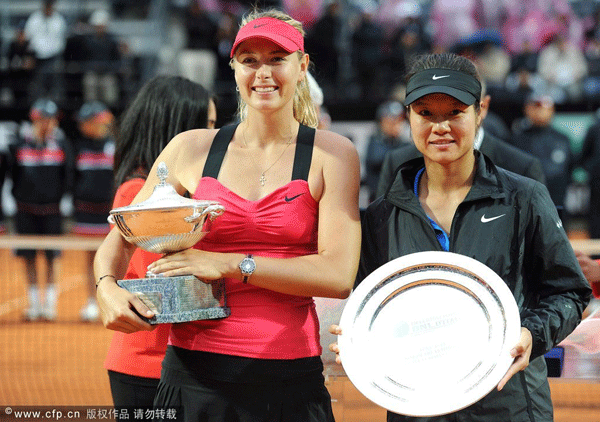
(537, 31), (588, 104)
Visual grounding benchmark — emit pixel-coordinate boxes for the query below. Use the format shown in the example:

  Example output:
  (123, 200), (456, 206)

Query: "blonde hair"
(231, 9), (319, 128)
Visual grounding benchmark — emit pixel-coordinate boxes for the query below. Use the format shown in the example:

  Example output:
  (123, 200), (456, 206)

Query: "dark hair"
(114, 75), (214, 187)
(405, 53), (482, 111)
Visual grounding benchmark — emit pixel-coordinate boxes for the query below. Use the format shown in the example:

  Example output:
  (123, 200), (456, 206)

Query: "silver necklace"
(243, 129), (294, 186)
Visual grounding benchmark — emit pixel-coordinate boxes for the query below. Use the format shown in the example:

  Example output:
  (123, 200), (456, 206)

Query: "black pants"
(15, 212), (62, 259)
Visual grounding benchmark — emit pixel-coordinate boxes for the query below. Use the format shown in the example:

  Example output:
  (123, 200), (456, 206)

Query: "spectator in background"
(505, 40), (546, 103)
(0, 124), (11, 234)
(472, 37), (511, 91)
(587, 158), (600, 239)
(213, 11), (239, 94)
(82, 10), (124, 108)
(429, 0), (481, 52)
(375, 0), (423, 38)
(577, 108), (600, 176)
(511, 93), (573, 214)
(305, 1), (342, 98)
(509, 40), (539, 77)
(179, 1), (218, 92)
(24, 0), (67, 104)
(537, 31), (588, 104)
(306, 71), (330, 129)
(6, 20), (36, 106)
(581, 109), (600, 239)
(72, 101), (115, 322)
(501, 0), (583, 55)
(8, 99), (72, 322)
(351, 4), (385, 101)
(384, 21), (430, 93)
(582, 32), (600, 104)
(282, 0), (322, 30)
(365, 100), (410, 201)
(481, 106), (512, 142)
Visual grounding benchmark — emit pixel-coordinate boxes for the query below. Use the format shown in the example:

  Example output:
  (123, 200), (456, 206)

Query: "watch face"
(241, 258), (256, 275)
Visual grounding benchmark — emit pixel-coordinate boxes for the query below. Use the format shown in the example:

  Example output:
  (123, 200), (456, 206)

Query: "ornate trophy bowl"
(108, 162), (229, 324)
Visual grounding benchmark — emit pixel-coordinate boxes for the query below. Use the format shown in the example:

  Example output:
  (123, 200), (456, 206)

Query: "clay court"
(1, 242), (600, 421)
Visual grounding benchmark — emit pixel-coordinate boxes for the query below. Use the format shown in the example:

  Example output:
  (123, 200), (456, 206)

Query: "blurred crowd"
(3, 0), (600, 115)
(2, 0), (600, 323)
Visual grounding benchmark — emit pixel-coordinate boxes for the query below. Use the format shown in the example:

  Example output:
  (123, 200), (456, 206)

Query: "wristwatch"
(239, 254), (256, 284)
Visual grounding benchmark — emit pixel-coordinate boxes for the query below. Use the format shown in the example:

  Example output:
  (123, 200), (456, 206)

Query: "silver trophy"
(108, 162), (228, 324)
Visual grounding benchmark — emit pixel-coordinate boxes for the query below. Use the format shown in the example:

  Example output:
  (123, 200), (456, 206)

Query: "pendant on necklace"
(260, 173), (266, 186)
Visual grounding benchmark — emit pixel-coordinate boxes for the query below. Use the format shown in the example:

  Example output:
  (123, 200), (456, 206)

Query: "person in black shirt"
(511, 93), (573, 214)
(72, 101), (115, 322)
(82, 10), (123, 107)
(178, 1), (219, 92)
(8, 98), (72, 321)
(6, 21), (36, 106)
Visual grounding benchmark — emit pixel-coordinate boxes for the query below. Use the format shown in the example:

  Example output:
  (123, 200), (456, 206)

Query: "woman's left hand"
(146, 249), (234, 281)
(497, 327), (533, 391)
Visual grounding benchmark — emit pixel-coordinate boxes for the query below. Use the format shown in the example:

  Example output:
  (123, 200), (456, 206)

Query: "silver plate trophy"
(338, 251), (521, 417)
(108, 162), (228, 324)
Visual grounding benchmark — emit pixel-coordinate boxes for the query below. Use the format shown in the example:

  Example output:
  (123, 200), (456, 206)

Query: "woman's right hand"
(96, 278), (155, 333)
(328, 324), (343, 364)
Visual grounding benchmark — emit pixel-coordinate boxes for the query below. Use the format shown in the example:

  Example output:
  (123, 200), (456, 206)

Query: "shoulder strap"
(291, 124), (315, 181)
(202, 124), (239, 179)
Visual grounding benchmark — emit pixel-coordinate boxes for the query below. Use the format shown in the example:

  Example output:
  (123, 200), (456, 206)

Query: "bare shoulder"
(313, 129), (358, 160)
(164, 128), (219, 159)
(310, 129), (360, 206)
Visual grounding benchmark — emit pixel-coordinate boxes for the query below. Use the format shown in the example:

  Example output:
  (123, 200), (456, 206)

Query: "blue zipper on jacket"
(414, 167), (450, 251)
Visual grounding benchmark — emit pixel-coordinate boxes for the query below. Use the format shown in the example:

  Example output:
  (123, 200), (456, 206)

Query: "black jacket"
(72, 136), (114, 203)
(361, 152), (591, 422)
(511, 122), (573, 209)
(8, 122), (72, 206)
(376, 130), (546, 199)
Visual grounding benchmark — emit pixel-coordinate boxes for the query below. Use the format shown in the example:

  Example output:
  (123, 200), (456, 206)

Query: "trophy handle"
(205, 204), (225, 220)
(184, 204), (225, 224)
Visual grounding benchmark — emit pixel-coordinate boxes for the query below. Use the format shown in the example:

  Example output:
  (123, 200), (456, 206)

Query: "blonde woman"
(94, 9), (361, 421)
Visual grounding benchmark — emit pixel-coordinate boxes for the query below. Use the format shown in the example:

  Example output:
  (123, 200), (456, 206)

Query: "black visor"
(404, 68), (481, 106)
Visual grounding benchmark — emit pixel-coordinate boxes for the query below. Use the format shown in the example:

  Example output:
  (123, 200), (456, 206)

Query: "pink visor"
(230, 17), (304, 58)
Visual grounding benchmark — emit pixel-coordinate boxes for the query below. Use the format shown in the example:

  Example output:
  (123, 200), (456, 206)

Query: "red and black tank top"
(169, 124), (323, 360)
